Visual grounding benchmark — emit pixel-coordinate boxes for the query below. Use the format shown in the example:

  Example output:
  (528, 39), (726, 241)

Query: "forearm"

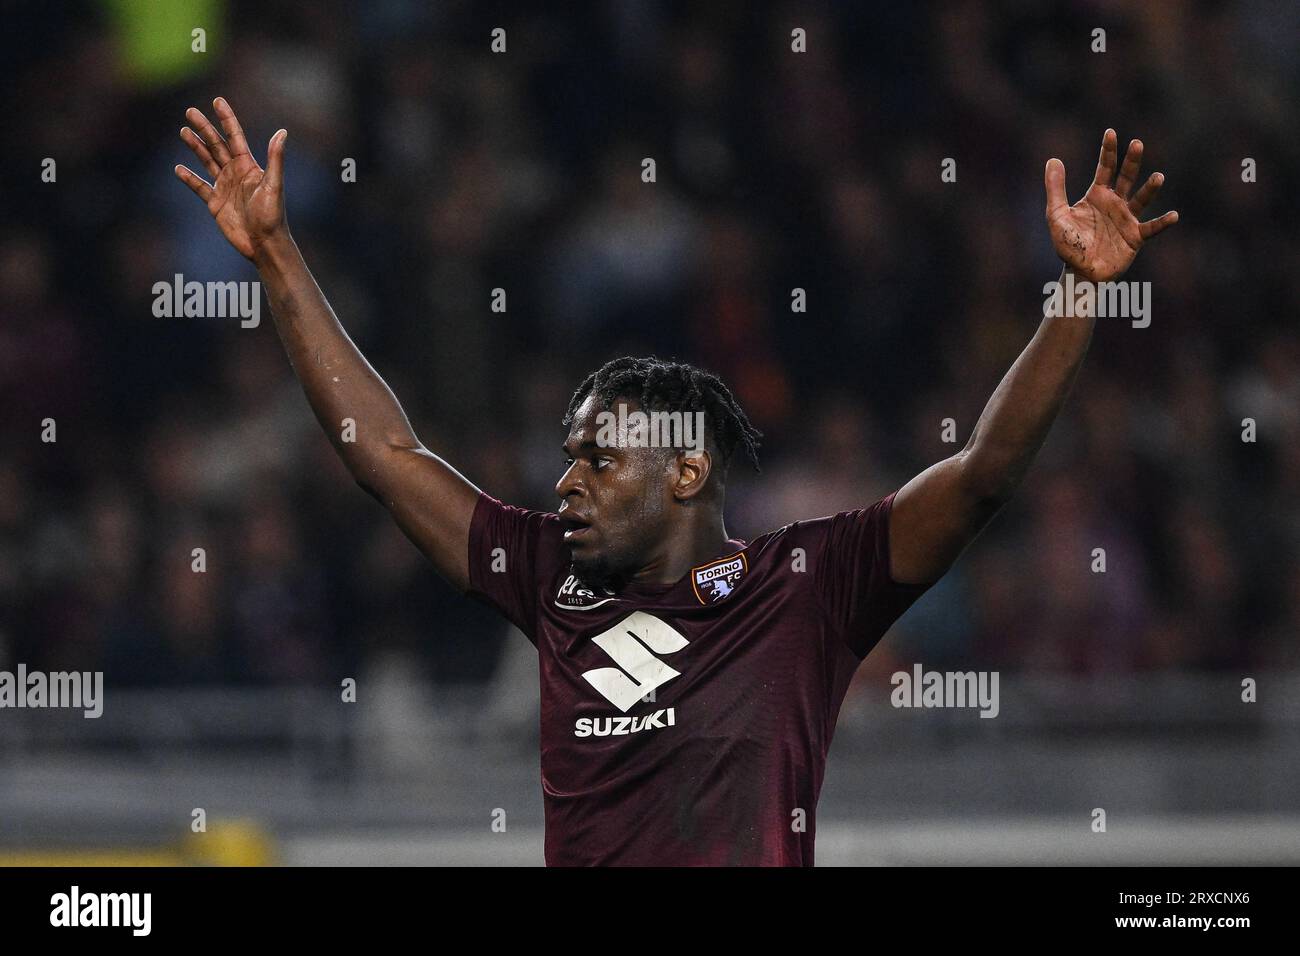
(960, 266), (1095, 501)
(253, 233), (421, 485)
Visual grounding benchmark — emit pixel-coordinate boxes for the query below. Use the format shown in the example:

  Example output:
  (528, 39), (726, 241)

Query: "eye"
(593, 456), (613, 471)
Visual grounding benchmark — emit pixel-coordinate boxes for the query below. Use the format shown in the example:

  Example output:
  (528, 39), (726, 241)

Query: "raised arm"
(889, 129), (1178, 584)
(174, 97), (480, 591)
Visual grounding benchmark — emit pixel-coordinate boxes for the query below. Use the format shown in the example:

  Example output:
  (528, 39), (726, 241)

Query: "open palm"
(1045, 129), (1178, 283)
(174, 98), (288, 261)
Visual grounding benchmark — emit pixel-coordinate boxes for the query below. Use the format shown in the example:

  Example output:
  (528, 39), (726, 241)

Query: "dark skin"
(176, 103), (1176, 592)
(890, 129), (1177, 582)
(558, 395), (727, 588)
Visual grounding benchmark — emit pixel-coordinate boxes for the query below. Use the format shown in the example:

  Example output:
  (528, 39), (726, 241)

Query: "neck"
(632, 506), (730, 586)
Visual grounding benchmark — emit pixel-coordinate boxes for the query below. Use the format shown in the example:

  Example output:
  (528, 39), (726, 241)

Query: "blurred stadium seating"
(0, 0), (1296, 863)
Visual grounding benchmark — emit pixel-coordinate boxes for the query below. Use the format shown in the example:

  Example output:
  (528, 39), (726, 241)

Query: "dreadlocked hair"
(563, 356), (762, 473)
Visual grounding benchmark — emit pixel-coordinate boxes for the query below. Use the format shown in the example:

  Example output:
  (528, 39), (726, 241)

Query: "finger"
(1128, 171), (1164, 216)
(1044, 158), (1069, 219)
(1091, 128), (1118, 189)
(1138, 209), (1179, 240)
(185, 107), (232, 166)
(264, 129), (287, 192)
(1114, 138), (1143, 199)
(212, 96), (252, 159)
(174, 164), (214, 203)
(180, 127), (220, 180)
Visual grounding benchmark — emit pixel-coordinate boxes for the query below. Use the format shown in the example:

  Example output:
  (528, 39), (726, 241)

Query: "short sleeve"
(810, 491), (936, 658)
(466, 492), (560, 643)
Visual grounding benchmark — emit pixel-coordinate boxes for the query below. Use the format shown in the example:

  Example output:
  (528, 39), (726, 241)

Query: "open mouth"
(559, 512), (594, 543)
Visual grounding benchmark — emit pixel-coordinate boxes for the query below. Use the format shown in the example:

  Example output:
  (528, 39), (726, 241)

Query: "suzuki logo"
(581, 611), (689, 712)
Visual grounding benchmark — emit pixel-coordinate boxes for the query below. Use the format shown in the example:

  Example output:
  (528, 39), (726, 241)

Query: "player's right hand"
(175, 97), (288, 261)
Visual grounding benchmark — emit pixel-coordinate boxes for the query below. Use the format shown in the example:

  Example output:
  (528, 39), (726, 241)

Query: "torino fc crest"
(690, 551), (748, 605)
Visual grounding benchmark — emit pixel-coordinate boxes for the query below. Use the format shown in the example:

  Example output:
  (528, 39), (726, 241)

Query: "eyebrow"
(561, 439), (601, 455)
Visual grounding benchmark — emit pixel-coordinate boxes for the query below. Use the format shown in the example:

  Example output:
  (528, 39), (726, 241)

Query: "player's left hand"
(1045, 129), (1178, 283)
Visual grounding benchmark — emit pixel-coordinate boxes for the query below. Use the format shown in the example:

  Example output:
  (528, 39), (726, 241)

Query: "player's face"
(556, 395), (677, 587)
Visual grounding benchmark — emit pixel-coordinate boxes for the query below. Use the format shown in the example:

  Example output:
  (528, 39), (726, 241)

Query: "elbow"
(957, 450), (1023, 510)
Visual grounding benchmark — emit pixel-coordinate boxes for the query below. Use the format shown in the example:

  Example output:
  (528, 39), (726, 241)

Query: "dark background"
(0, 0), (1296, 864)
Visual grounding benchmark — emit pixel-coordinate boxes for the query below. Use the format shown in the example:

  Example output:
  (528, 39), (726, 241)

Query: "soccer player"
(175, 99), (1177, 865)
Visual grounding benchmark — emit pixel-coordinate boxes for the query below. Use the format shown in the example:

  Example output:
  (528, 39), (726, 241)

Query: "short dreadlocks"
(563, 356), (762, 473)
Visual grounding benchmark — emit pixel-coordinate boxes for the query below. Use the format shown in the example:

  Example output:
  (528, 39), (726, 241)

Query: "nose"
(555, 460), (585, 504)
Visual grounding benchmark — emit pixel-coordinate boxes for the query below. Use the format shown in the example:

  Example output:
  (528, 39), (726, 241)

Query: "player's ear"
(673, 450), (712, 502)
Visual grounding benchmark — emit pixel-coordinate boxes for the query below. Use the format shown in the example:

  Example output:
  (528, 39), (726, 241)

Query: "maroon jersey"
(467, 490), (933, 866)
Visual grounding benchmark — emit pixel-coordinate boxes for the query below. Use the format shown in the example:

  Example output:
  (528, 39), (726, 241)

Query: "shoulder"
(468, 492), (567, 578)
(472, 492), (563, 538)
(746, 493), (897, 552)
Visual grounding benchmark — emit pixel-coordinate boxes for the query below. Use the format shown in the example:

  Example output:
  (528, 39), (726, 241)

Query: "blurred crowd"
(1, 0), (1297, 693)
